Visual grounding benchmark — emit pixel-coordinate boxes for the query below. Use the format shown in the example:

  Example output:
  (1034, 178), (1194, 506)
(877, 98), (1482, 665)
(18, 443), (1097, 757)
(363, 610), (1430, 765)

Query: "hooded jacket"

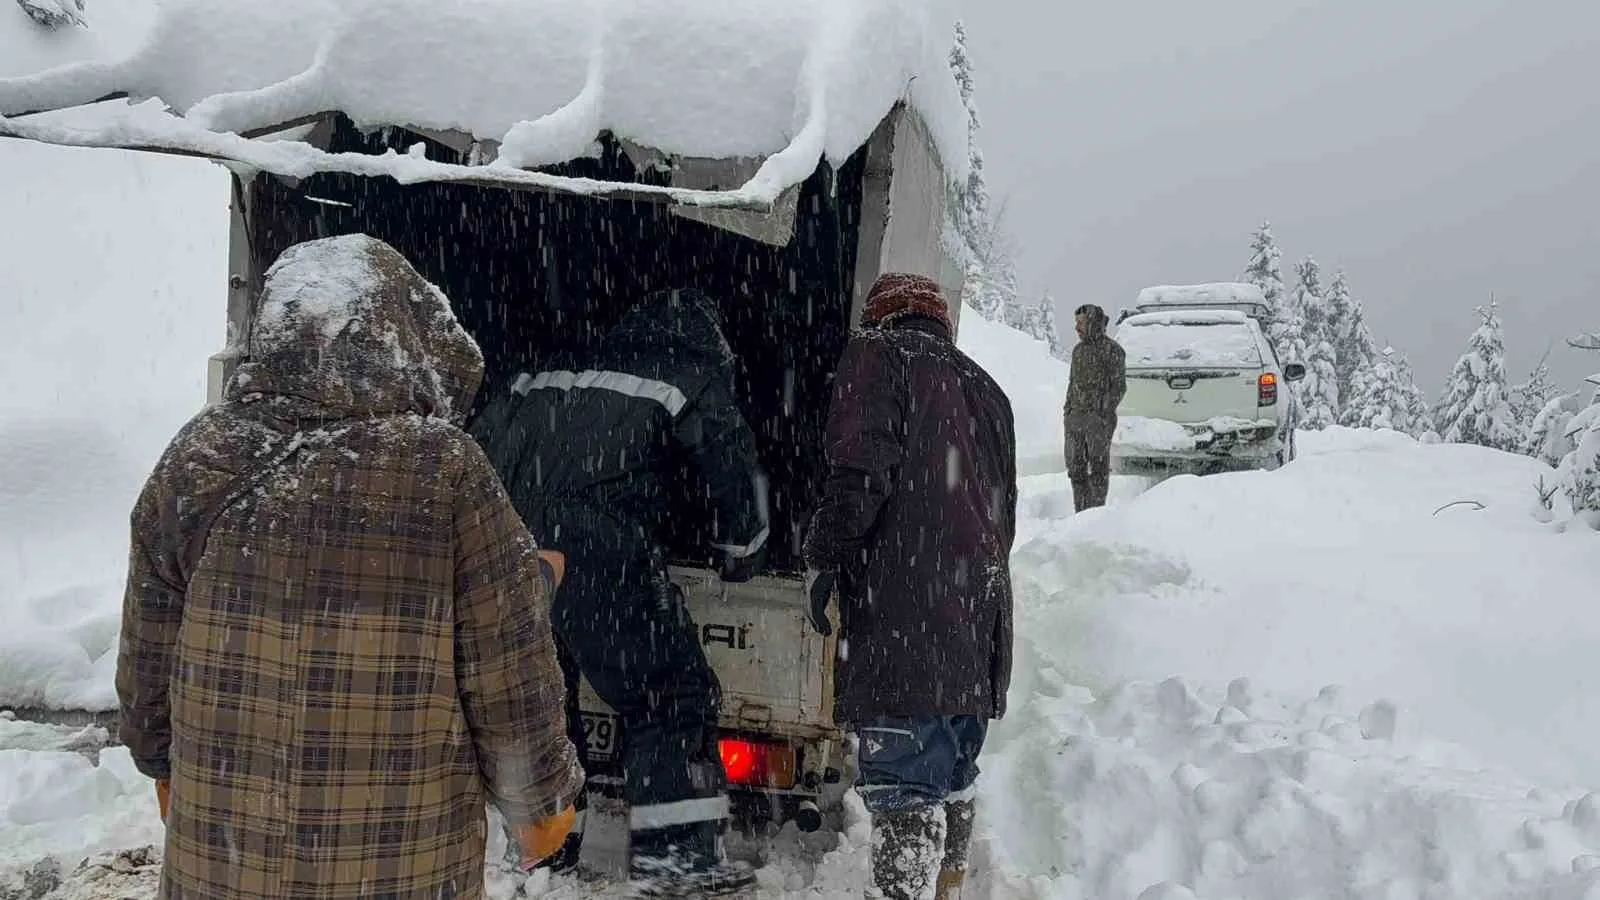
(1063, 312), (1127, 434)
(116, 235), (582, 899)
(472, 289), (767, 569)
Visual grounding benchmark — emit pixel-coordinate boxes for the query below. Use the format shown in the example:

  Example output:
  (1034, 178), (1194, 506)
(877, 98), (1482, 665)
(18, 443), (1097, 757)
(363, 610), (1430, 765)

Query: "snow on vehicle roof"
(1123, 309), (1251, 327)
(1136, 283), (1267, 308)
(0, 0), (967, 207)
(1117, 311), (1264, 368)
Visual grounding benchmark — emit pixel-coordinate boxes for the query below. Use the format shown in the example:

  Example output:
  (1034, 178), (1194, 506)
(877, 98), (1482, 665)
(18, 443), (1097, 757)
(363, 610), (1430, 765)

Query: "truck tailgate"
(576, 566), (839, 759)
(1122, 367), (1262, 424)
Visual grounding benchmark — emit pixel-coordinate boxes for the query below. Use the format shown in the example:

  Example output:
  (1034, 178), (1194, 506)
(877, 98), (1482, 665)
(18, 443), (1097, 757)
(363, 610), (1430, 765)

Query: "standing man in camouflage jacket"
(1063, 304), (1127, 512)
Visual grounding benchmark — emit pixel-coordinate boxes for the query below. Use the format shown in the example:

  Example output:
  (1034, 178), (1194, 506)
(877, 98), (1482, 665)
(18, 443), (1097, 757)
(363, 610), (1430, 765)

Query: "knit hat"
(862, 273), (950, 329)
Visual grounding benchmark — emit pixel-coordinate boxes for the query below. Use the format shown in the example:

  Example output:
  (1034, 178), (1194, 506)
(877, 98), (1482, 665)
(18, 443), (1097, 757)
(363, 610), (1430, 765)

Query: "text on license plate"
(581, 712), (618, 760)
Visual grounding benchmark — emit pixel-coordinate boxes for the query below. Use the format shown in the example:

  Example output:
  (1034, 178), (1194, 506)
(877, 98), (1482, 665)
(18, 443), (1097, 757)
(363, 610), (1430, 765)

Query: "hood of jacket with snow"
(117, 235), (582, 898)
(597, 288), (737, 401)
(226, 234), (484, 423)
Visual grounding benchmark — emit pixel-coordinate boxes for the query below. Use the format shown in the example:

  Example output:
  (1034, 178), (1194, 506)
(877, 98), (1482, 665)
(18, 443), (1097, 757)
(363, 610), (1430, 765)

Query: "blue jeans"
(855, 715), (989, 813)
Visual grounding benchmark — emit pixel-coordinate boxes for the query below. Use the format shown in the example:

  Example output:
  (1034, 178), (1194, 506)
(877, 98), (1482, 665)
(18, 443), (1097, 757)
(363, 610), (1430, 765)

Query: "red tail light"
(719, 738), (798, 789)
(1258, 372), (1279, 406)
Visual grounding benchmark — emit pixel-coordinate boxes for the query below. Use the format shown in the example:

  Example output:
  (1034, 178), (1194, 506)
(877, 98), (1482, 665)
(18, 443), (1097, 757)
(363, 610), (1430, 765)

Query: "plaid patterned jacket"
(115, 236), (582, 899)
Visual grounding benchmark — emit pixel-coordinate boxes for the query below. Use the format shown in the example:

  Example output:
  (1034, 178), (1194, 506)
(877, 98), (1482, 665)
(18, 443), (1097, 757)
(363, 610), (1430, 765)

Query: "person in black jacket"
(804, 273), (1017, 900)
(472, 288), (767, 895)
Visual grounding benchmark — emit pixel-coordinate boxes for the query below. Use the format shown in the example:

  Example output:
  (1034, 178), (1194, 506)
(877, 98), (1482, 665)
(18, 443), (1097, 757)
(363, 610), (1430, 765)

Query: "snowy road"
(3, 142), (1597, 899)
(5, 429), (1599, 898)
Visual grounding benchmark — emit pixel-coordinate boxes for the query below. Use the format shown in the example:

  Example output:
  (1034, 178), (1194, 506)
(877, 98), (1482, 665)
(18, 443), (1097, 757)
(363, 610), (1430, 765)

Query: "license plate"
(581, 712), (619, 761)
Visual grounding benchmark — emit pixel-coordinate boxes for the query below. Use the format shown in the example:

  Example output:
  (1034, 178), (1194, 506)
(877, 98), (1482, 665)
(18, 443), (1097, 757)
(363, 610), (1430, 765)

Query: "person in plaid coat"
(115, 234), (584, 899)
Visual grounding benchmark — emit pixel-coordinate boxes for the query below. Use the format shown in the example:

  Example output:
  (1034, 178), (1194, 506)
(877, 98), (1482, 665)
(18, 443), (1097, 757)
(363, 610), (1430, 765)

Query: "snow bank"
(0, 0), (967, 203)
(0, 738), (164, 871)
(0, 139), (226, 710)
(972, 673), (1600, 899)
(1019, 426), (1600, 792)
(956, 309), (1070, 477)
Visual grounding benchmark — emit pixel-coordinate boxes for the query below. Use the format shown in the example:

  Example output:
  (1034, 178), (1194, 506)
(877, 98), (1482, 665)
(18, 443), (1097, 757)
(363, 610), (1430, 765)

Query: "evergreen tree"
(1393, 352), (1431, 437)
(1327, 269), (1379, 419)
(1525, 390), (1585, 466)
(977, 216), (1020, 324)
(1432, 302), (1520, 451)
(1344, 348), (1406, 431)
(1511, 354), (1556, 439)
(1293, 257), (1340, 429)
(1556, 334), (1600, 520)
(948, 20), (991, 299)
(1243, 221), (1291, 344)
(1034, 293), (1067, 359)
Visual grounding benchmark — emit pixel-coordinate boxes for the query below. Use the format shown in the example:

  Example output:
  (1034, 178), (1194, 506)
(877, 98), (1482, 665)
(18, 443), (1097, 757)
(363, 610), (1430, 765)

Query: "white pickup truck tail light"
(1258, 372), (1279, 406)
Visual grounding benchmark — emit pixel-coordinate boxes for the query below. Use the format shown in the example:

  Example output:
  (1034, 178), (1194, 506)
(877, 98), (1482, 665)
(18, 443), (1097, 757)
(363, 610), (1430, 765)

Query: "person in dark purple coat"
(803, 273), (1017, 900)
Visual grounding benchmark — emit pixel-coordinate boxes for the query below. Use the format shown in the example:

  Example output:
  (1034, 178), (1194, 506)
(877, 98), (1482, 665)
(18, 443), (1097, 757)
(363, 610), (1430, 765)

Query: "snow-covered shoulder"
(0, 0), (968, 198)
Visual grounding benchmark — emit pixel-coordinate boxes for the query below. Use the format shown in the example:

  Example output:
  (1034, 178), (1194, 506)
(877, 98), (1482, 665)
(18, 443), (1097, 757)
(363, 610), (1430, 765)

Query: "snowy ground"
(0, 140), (225, 713)
(3, 153), (1599, 896)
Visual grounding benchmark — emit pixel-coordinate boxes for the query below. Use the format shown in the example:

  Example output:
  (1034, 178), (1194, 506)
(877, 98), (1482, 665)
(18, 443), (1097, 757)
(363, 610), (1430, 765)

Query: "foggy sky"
(959, 0), (1598, 394)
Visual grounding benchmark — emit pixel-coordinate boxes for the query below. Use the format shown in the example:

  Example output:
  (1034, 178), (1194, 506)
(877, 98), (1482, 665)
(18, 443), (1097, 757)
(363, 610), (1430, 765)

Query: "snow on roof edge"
(0, 102), (785, 210)
(0, 0), (970, 197)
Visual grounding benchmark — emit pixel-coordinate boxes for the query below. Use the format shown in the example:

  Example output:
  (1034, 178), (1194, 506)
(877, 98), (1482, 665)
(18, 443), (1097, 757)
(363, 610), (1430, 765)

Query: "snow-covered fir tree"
(1343, 348), (1407, 431)
(1432, 302), (1520, 451)
(948, 19), (998, 318)
(1555, 334), (1600, 521)
(1292, 257), (1340, 429)
(1393, 352), (1432, 437)
(1525, 390), (1586, 466)
(1036, 293), (1067, 360)
(1327, 269), (1379, 420)
(973, 217), (1019, 322)
(1244, 222), (1292, 345)
(1511, 355), (1556, 438)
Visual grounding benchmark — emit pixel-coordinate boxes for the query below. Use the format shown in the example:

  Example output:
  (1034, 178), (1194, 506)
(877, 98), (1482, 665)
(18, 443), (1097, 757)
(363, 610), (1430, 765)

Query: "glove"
(155, 779), (171, 822)
(515, 805), (579, 871)
(536, 549), (566, 592)
(804, 569), (837, 636)
(719, 545), (766, 584)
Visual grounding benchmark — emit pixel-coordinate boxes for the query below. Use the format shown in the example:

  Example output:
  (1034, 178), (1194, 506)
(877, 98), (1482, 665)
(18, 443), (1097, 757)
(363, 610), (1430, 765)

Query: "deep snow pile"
(956, 308), (1069, 477)
(1, 0), (967, 204)
(1013, 427), (1600, 792)
(6, 430), (1600, 898)
(0, 139), (225, 710)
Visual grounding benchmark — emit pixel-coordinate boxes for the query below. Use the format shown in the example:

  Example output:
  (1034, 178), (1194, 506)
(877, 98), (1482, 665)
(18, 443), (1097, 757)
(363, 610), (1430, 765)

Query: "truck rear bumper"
(574, 566), (843, 826)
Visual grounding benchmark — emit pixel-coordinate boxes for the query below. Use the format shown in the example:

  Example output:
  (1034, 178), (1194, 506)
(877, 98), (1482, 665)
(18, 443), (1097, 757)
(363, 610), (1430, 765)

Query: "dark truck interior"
(239, 116), (869, 575)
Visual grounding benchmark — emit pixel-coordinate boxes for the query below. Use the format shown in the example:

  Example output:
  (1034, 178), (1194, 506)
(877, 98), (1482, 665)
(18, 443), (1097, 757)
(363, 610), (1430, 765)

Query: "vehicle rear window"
(1116, 320), (1263, 368)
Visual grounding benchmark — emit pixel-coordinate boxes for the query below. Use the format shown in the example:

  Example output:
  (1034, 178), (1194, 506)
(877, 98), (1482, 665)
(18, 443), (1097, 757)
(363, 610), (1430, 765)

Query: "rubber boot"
(935, 798), (975, 900)
(871, 806), (947, 900)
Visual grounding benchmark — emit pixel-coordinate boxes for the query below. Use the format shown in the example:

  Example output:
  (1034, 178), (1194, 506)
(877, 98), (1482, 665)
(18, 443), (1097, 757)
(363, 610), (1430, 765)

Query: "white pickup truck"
(1112, 285), (1307, 474)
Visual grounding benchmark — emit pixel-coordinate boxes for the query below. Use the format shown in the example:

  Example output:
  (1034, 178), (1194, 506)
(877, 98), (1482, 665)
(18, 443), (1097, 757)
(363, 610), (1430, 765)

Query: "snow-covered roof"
(1136, 283), (1268, 308)
(1122, 309), (1252, 327)
(0, 0), (967, 209)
